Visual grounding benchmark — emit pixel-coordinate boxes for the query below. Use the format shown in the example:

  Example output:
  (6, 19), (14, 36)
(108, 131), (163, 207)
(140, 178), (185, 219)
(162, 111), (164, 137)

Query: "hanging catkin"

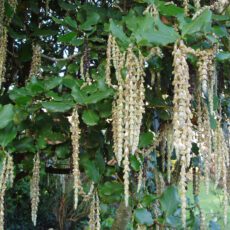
(0, 27), (7, 87)
(88, 192), (100, 230)
(172, 41), (193, 228)
(197, 102), (212, 194)
(30, 153), (40, 226)
(29, 43), (42, 79)
(183, 0), (189, 15)
(107, 36), (145, 206)
(0, 0), (17, 87)
(0, 154), (14, 230)
(68, 107), (81, 210)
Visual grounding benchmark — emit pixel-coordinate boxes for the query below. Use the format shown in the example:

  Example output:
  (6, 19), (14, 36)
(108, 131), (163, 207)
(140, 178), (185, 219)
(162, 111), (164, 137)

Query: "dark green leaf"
(130, 155), (141, 171)
(58, 32), (76, 43)
(109, 19), (130, 47)
(139, 132), (154, 148)
(216, 52), (230, 61)
(0, 125), (17, 147)
(159, 185), (180, 216)
(42, 101), (74, 112)
(182, 9), (212, 36)
(0, 104), (14, 129)
(82, 110), (100, 126)
(134, 208), (153, 226)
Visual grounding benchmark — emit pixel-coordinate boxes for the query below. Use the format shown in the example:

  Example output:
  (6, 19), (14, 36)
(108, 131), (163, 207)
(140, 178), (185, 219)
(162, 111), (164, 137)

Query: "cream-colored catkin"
(197, 104), (212, 194)
(166, 125), (173, 183)
(68, 107), (81, 210)
(137, 224), (147, 230)
(110, 39), (145, 206)
(193, 0), (200, 9)
(137, 158), (143, 193)
(6, 155), (14, 188)
(172, 41), (193, 228)
(95, 192), (101, 230)
(112, 83), (124, 166)
(183, 0), (189, 15)
(105, 34), (112, 86)
(0, 0), (5, 32)
(222, 154), (228, 226)
(30, 153), (40, 226)
(89, 194), (96, 230)
(123, 146), (130, 207)
(29, 43), (41, 79)
(0, 154), (15, 230)
(88, 192), (100, 230)
(0, 27), (7, 88)
(0, 158), (7, 230)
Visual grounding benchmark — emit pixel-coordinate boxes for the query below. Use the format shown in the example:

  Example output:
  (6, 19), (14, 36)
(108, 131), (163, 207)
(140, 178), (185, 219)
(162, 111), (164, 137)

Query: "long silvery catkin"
(0, 154), (14, 230)
(30, 153), (40, 226)
(172, 41), (193, 228)
(68, 107), (81, 210)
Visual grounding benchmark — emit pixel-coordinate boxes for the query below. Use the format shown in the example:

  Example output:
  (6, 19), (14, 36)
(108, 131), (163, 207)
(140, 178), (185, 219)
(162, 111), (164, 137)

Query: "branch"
(7, 50), (79, 62)
(41, 53), (79, 62)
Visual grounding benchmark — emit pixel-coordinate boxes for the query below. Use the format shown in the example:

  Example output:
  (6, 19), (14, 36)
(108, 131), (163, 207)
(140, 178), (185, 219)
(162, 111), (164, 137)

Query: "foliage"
(0, 0), (229, 229)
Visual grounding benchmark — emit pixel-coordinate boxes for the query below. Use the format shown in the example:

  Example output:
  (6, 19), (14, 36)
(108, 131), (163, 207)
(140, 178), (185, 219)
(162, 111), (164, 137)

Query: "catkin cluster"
(30, 153), (40, 226)
(106, 36), (145, 206)
(0, 154), (14, 230)
(213, 120), (229, 225)
(29, 43), (42, 79)
(88, 192), (100, 230)
(0, 0), (17, 87)
(197, 48), (216, 115)
(197, 102), (212, 194)
(172, 41), (194, 228)
(68, 107), (81, 210)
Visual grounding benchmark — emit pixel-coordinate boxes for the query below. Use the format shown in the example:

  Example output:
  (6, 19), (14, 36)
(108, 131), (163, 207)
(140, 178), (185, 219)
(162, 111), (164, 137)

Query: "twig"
(41, 53), (79, 62)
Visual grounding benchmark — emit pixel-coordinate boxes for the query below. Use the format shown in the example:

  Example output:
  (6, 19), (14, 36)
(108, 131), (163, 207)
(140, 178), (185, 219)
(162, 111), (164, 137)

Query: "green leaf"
(130, 155), (141, 171)
(99, 181), (123, 203)
(42, 101), (74, 112)
(142, 194), (157, 207)
(216, 52), (230, 61)
(64, 16), (78, 29)
(58, 0), (76, 10)
(33, 28), (59, 36)
(109, 19), (130, 47)
(82, 110), (100, 126)
(71, 85), (88, 104)
(158, 3), (184, 16)
(84, 89), (114, 104)
(82, 159), (100, 182)
(139, 132), (154, 148)
(134, 208), (153, 226)
(182, 9), (212, 36)
(58, 32), (76, 43)
(56, 144), (70, 159)
(44, 77), (62, 90)
(0, 125), (17, 147)
(80, 12), (100, 31)
(125, 12), (179, 46)
(159, 185), (180, 216)
(13, 137), (35, 153)
(0, 104), (14, 129)
(9, 88), (32, 105)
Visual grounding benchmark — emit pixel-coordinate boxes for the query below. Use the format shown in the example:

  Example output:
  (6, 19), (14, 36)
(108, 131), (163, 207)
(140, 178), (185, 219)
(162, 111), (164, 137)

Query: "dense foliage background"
(0, 0), (229, 229)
